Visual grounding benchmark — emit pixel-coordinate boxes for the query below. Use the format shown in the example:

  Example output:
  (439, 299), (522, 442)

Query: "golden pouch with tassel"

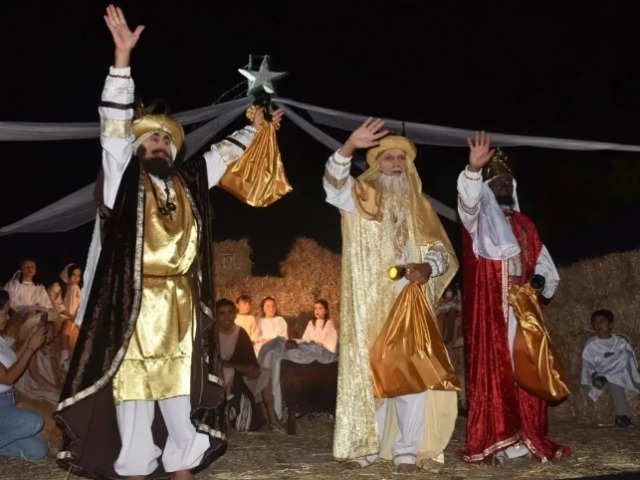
(370, 282), (460, 398)
(219, 105), (292, 206)
(509, 283), (570, 402)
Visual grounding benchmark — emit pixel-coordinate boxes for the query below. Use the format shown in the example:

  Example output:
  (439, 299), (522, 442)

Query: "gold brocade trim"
(324, 169), (348, 190)
(462, 432), (522, 462)
(57, 169), (146, 413)
(196, 422), (227, 441)
(522, 435), (548, 463)
(101, 118), (132, 139)
(217, 140), (244, 166)
(352, 179), (383, 221)
(208, 373), (224, 386)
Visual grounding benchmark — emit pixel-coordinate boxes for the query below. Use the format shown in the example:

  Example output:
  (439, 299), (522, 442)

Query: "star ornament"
(238, 55), (288, 96)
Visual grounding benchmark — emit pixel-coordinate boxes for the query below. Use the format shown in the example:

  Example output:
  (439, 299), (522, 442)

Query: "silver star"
(238, 55), (288, 96)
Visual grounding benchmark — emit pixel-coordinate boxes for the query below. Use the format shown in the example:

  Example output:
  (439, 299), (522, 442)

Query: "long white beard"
(378, 173), (409, 220)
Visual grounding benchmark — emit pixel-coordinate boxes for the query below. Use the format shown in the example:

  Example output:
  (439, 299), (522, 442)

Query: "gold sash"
(509, 284), (570, 402)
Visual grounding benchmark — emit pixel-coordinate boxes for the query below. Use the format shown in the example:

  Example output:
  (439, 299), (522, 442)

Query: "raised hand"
(339, 118), (389, 157)
(104, 4), (145, 54)
(467, 130), (495, 172)
(252, 107), (284, 129)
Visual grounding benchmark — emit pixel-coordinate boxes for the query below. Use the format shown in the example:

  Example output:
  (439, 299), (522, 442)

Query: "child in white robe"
(301, 299), (338, 354)
(581, 309), (640, 428)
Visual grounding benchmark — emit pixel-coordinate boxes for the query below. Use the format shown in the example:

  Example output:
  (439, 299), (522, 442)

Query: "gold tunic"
(113, 174), (198, 403)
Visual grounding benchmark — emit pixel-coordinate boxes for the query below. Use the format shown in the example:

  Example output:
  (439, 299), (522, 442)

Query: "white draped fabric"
(2, 96), (640, 234)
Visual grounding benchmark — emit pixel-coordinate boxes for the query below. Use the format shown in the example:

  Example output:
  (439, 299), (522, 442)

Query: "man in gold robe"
(323, 118), (459, 473)
(55, 5), (282, 480)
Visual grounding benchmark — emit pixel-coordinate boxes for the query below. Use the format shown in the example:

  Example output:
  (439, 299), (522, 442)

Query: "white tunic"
(581, 334), (640, 401)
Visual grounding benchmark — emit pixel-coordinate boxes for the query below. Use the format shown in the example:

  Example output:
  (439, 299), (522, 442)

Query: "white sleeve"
(47, 284), (66, 315)
(456, 166), (483, 233)
(323, 150), (355, 213)
(535, 245), (559, 298)
(419, 243), (449, 278)
(38, 286), (53, 309)
(301, 321), (313, 342)
(203, 126), (256, 188)
(100, 66), (135, 209)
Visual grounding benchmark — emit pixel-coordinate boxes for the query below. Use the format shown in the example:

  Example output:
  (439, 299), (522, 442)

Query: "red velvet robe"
(461, 210), (570, 462)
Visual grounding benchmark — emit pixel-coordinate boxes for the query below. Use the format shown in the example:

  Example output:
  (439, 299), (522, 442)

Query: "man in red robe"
(457, 131), (570, 464)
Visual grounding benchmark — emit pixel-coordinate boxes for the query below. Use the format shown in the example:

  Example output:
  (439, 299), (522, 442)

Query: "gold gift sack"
(509, 284), (570, 402)
(370, 282), (460, 398)
(219, 106), (292, 207)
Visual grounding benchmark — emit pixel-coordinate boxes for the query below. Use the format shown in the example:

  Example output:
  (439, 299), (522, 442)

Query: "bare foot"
(397, 463), (420, 474)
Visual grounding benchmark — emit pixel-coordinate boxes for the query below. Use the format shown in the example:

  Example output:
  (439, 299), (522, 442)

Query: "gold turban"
(366, 135), (417, 167)
(482, 148), (512, 182)
(132, 113), (185, 153)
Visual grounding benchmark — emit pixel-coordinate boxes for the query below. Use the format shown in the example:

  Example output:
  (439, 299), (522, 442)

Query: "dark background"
(1, 1), (640, 286)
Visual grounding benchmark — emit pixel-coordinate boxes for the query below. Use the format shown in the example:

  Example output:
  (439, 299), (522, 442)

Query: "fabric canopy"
(2, 96), (640, 235)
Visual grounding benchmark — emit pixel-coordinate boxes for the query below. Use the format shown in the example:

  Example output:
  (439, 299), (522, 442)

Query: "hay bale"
(546, 250), (640, 424)
(213, 238), (252, 285)
(279, 237), (341, 327)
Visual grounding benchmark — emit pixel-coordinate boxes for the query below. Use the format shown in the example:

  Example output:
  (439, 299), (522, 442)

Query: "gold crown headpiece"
(482, 148), (512, 182)
(131, 98), (185, 153)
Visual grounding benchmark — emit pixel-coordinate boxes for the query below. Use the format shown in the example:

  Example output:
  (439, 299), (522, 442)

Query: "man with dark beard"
(458, 132), (570, 465)
(54, 5), (282, 480)
(324, 118), (460, 473)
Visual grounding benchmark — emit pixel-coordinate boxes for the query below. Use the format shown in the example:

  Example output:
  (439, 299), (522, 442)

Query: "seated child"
(255, 296), (288, 356)
(235, 295), (259, 344)
(581, 309), (640, 428)
(300, 299), (337, 354)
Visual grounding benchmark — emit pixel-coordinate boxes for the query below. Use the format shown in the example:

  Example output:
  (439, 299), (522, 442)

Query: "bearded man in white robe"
(323, 118), (460, 473)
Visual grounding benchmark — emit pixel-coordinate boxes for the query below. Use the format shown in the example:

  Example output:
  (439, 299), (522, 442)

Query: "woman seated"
(47, 263), (83, 370)
(0, 290), (49, 459)
(15, 310), (65, 407)
(300, 299), (338, 354)
(216, 298), (282, 432)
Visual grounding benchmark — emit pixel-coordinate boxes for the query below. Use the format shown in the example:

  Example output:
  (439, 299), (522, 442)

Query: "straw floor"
(2, 414), (639, 479)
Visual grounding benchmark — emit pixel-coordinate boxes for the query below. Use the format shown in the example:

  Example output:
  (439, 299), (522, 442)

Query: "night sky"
(2, 1), (640, 285)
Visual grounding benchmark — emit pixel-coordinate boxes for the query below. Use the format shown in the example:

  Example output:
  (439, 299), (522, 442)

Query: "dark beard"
(495, 194), (515, 207)
(141, 156), (174, 180)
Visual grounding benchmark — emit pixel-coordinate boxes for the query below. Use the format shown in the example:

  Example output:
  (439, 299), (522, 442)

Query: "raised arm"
(99, 5), (145, 209)
(457, 130), (495, 232)
(323, 117), (388, 213)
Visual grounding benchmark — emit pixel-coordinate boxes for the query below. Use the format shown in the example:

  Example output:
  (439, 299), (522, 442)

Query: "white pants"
(357, 391), (426, 466)
(114, 395), (210, 476)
